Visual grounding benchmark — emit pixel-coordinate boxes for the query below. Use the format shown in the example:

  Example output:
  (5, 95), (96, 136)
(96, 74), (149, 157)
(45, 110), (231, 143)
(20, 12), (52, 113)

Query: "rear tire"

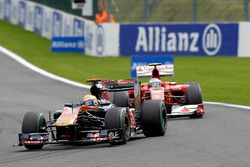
(111, 91), (129, 107)
(142, 100), (167, 137)
(22, 112), (46, 150)
(105, 107), (130, 145)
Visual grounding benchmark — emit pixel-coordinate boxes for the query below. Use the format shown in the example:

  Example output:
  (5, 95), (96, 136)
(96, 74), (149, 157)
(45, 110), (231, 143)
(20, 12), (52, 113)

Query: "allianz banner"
(120, 23), (238, 56)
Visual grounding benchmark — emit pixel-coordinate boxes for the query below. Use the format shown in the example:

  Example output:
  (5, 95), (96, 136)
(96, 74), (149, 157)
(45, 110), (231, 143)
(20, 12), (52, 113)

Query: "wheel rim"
(124, 116), (130, 138)
(37, 113), (46, 132)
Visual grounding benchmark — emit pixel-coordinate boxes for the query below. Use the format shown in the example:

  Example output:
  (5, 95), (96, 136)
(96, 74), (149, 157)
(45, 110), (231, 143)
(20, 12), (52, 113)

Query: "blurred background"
(0, 0), (250, 105)
(29, 0), (250, 22)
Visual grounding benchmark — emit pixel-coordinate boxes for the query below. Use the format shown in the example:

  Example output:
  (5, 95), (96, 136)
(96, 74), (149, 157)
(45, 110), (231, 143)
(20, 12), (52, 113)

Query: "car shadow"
(13, 135), (147, 152)
(168, 115), (206, 121)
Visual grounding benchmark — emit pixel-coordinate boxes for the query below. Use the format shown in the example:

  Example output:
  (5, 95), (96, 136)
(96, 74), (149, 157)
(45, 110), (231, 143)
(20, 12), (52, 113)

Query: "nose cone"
(55, 107), (79, 126)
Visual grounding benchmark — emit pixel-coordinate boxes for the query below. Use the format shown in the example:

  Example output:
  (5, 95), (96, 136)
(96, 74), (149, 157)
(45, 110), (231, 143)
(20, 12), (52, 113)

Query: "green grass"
(0, 20), (130, 83)
(0, 20), (250, 106)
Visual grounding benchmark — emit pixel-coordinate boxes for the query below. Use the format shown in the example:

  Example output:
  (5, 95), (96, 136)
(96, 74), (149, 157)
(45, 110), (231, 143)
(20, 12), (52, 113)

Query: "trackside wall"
(0, 0), (250, 57)
(0, 0), (120, 57)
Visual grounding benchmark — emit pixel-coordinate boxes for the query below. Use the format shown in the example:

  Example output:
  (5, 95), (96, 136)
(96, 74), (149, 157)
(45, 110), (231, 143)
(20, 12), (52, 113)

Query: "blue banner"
(52, 12), (62, 37)
(18, 1), (26, 27)
(131, 55), (173, 77)
(51, 37), (85, 53)
(34, 6), (43, 34)
(120, 23), (238, 56)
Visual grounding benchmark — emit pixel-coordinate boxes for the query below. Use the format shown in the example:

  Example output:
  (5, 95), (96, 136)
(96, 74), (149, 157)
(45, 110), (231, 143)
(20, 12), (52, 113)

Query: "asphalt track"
(0, 52), (250, 167)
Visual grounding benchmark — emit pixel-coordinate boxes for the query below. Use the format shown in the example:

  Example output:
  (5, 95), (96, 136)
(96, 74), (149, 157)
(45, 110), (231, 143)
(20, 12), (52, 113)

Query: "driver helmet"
(148, 78), (161, 88)
(82, 94), (98, 106)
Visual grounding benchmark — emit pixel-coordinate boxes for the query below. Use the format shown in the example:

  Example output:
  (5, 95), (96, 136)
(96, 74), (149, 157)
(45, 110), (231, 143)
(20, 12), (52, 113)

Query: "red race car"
(128, 63), (205, 118)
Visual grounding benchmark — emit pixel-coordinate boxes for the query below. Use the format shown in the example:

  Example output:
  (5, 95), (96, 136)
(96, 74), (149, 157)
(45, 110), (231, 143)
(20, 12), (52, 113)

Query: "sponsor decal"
(120, 23), (238, 56)
(18, 1), (26, 27)
(180, 107), (190, 113)
(42, 8), (52, 38)
(24, 140), (43, 144)
(34, 6), (43, 34)
(202, 24), (222, 56)
(73, 18), (84, 36)
(108, 131), (119, 140)
(127, 109), (136, 128)
(51, 37), (85, 52)
(26, 3), (34, 30)
(136, 64), (174, 77)
(85, 24), (93, 51)
(52, 11), (62, 37)
(4, 0), (11, 20)
(10, 0), (18, 24)
(63, 15), (73, 36)
(131, 55), (173, 77)
(135, 27), (199, 53)
(96, 25), (105, 55)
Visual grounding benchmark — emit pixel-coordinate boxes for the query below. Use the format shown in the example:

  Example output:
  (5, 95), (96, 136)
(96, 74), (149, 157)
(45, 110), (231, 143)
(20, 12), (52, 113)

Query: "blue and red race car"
(17, 78), (167, 150)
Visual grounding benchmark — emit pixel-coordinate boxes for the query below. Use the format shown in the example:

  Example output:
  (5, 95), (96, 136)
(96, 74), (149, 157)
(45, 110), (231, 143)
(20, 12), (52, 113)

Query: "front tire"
(105, 107), (130, 145)
(22, 112), (46, 150)
(142, 100), (167, 137)
(185, 83), (204, 118)
(185, 83), (202, 104)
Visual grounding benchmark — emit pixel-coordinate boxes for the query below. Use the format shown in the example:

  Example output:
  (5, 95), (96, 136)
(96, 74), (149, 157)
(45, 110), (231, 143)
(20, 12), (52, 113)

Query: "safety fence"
(109, 0), (250, 23)
(28, 0), (250, 23)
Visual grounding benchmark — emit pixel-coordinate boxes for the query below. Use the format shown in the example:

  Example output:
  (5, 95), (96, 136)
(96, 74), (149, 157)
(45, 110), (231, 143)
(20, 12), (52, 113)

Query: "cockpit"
(148, 79), (162, 88)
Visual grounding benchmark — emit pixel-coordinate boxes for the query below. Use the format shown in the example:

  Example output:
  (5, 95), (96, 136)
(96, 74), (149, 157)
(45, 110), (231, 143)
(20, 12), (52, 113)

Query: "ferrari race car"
(17, 79), (167, 150)
(133, 63), (205, 118)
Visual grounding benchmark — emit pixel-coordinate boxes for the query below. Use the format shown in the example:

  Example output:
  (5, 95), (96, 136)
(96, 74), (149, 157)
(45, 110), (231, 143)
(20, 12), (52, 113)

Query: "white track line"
(0, 46), (90, 89)
(204, 101), (250, 110)
(0, 46), (249, 110)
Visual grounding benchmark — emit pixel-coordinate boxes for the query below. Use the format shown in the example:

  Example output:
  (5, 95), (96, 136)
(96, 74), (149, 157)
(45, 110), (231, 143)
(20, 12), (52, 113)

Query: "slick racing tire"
(142, 100), (167, 137)
(105, 107), (131, 145)
(111, 91), (129, 107)
(22, 111), (46, 150)
(185, 83), (203, 104)
(185, 83), (203, 118)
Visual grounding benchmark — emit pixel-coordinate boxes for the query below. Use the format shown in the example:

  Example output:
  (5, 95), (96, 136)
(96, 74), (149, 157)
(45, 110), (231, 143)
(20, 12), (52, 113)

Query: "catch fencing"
(109, 0), (250, 23)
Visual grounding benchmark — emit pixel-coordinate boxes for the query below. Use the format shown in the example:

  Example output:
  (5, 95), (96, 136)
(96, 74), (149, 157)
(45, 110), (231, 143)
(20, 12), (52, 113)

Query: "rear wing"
(136, 64), (174, 77)
(101, 80), (135, 92)
(87, 78), (135, 92)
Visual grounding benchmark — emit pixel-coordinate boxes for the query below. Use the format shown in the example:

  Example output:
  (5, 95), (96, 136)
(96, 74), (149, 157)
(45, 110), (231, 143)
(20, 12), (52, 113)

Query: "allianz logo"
(131, 63), (148, 70)
(135, 24), (222, 55)
(202, 24), (222, 55)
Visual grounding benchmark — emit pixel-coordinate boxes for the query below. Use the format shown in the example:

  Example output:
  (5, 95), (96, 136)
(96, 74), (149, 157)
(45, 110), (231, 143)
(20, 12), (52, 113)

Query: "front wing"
(168, 104), (204, 117)
(18, 129), (123, 147)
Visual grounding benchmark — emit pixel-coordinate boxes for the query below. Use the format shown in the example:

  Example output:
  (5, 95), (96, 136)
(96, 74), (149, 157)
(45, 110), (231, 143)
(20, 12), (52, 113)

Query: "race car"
(133, 63), (205, 118)
(17, 79), (167, 150)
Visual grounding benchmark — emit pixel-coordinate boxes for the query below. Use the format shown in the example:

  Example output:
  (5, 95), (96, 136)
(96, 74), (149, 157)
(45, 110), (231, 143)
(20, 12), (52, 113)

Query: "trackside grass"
(0, 20), (250, 106)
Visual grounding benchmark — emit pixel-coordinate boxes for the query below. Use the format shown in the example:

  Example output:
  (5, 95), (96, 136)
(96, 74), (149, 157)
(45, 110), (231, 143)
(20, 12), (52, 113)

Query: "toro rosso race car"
(17, 79), (167, 150)
(133, 63), (205, 118)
